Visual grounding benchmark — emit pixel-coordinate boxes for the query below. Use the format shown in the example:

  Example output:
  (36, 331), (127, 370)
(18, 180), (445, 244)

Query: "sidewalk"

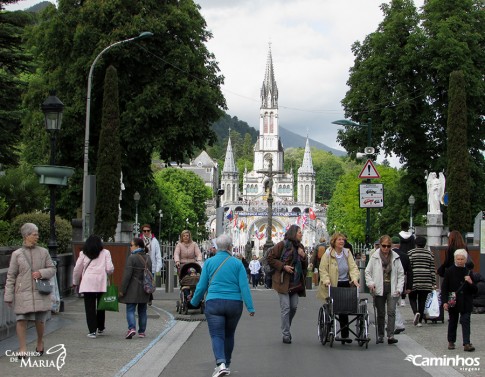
(1, 287), (484, 377)
(0, 289), (175, 377)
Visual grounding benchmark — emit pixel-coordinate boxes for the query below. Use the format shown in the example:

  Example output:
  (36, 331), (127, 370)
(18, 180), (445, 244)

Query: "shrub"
(8, 213), (72, 254)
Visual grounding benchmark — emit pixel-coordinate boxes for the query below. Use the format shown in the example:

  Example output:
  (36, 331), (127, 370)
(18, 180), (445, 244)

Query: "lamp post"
(133, 191), (140, 236)
(332, 118), (373, 249)
(82, 31), (154, 240)
(158, 209), (163, 240)
(41, 92), (64, 260)
(408, 195), (415, 233)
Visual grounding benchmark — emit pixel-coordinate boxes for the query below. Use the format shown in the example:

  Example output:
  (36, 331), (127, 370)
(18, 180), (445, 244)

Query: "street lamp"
(332, 118), (373, 248)
(41, 92), (64, 260)
(133, 191), (140, 236)
(82, 31), (154, 240)
(408, 195), (416, 232)
(158, 209), (163, 240)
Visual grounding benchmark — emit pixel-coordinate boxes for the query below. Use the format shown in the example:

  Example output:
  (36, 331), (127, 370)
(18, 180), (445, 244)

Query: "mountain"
(211, 114), (347, 156)
(279, 126), (346, 156)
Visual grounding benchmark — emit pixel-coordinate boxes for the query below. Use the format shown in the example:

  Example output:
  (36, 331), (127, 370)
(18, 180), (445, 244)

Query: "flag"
(226, 209), (233, 220)
(309, 208), (316, 220)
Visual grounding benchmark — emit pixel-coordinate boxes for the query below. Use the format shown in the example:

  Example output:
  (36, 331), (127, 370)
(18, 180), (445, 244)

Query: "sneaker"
(413, 313), (420, 326)
(87, 332), (97, 339)
(394, 328), (405, 335)
(400, 299), (406, 307)
(212, 363), (229, 377)
(464, 344), (475, 352)
(448, 342), (455, 350)
(377, 337), (384, 344)
(417, 323), (423, 327)
(282, 337), (292, 344)
(125, 329), (136, 339)
(97, 329), (105, 335)
(388, 337), (398, 344)
(138, 333), (145, 338)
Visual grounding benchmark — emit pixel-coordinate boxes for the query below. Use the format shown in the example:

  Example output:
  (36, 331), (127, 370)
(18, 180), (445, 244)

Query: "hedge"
(7, 213), (72, 254)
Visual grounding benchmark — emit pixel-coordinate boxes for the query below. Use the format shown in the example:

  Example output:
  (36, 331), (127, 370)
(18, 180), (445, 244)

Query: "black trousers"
(83, 292), (105, 334)
(408, 289), (430, 323)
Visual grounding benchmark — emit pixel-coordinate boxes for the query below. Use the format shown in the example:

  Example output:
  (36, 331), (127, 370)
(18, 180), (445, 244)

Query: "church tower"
(297, 137), (316, 204)
(220, 134), (239, 205)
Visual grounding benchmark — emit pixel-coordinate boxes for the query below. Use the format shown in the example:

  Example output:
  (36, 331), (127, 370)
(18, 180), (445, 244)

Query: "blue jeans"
(126, 303), (147, 333)
(205, 299), (243, 366)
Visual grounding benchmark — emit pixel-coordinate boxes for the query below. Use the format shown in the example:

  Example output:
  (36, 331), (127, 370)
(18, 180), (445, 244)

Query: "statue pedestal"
(426, 213), (443, 246)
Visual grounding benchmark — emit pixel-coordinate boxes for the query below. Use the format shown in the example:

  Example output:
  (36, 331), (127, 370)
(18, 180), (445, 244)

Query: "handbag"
(98, 277), (119, 312)
(22, 249), (52, 295)
(288, 279), (304, 294)
(35, 279), (53, 295)
(447, 271), (471, 308)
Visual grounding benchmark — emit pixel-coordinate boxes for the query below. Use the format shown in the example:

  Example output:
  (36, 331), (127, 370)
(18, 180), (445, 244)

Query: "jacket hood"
(399, 231), (413, 240)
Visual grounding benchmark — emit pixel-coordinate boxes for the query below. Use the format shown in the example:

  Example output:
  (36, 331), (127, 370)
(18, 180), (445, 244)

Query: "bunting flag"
(309, 208), (316, 220)
(226, 209), (233, 220)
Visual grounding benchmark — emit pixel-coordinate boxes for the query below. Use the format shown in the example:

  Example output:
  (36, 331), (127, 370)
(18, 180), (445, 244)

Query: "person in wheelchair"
(317, 232), (360, 344)
(365, 235), (404, 345)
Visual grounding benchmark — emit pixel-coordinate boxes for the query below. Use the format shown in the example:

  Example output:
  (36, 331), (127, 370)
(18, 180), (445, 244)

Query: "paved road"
(1, 287), (483, 377)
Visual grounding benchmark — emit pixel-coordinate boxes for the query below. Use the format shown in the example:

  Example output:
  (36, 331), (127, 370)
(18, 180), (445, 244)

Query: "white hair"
(454, 249), (468, 259)
(20, 223), (38, 238)
(215, 233), (233, 251)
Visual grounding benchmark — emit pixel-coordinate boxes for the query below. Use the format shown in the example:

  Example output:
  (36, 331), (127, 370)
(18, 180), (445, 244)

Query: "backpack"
(261, 240), (290, 275)
(137, 254), (156, 294)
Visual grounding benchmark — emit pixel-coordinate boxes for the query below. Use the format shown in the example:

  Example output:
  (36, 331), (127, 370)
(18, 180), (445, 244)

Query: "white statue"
(426, 171), (445, 214)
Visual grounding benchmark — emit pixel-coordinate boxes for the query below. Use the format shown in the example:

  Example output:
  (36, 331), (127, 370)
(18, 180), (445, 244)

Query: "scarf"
(379, 250), (392, 275)
(131, 247), (144, 255)
(281, 240), (303, 284)
(143, 236), (151, 254)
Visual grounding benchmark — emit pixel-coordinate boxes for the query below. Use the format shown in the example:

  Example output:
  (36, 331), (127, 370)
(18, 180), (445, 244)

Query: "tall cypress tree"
(447, 70), (470, 232)
(94, 65), (121, 241)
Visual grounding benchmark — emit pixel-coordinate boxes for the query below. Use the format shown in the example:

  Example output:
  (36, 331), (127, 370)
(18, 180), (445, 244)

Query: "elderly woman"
(365, 234), (404, 345)
(267, 224), (308, 344)
(4, 223), (56, 358)
(190, 234), (254, 377)
(441, 249), (477, 352)
(317, 232), (359, 344)
(174, 229), (202, 270)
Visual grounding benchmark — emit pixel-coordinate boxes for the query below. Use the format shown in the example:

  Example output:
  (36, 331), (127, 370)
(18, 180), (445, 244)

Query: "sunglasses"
(380, 244), (391, 248)
(143, 229), (151, 233)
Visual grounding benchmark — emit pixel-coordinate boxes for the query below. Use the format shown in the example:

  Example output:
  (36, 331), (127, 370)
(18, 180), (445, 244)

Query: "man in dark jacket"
(398, 221), (415, 254)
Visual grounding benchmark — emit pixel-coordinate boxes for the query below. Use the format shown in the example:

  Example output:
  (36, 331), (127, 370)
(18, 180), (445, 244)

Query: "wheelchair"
(317, 286), (370, 348)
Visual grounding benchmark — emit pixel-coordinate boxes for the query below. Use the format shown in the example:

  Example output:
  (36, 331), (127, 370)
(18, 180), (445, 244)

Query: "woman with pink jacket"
(174, 229), (202, 270)
(73, 235), (114, 338)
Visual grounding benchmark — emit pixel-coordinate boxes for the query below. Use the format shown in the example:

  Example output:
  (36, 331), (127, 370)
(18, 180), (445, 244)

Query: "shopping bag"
(98, 282), (119, 312)
(424, 290), (440, 319)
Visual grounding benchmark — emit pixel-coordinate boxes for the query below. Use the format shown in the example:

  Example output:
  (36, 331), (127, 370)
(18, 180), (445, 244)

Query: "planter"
(33, 165), (75, 186)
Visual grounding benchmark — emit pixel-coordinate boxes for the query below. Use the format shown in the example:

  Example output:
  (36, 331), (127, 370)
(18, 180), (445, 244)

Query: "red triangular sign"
(358, 159), (380, 179)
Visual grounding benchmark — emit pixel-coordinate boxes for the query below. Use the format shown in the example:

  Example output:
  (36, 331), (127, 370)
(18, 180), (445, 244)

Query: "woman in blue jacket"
(191, 234), (255, 377)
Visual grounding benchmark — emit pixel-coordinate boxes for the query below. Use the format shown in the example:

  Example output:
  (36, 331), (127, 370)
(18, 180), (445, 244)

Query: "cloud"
(196, 0), (424, 158)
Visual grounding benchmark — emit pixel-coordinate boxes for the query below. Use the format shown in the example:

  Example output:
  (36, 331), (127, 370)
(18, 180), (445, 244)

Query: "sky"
(6, 0), (425, 158)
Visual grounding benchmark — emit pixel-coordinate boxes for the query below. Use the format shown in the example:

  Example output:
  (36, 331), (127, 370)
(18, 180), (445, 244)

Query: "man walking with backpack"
(309, 237), (327, 284)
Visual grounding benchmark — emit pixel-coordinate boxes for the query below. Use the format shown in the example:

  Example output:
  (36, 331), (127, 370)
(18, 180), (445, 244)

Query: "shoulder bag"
(21, 248), (52, 295)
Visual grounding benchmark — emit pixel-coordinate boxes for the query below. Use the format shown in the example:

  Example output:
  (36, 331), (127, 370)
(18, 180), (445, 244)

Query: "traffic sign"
(358, 159), (380, 179)
(359, 183), (384, 208)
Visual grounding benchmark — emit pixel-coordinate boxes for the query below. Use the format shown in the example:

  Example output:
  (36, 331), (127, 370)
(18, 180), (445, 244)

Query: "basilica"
(213, 47), (326, 255)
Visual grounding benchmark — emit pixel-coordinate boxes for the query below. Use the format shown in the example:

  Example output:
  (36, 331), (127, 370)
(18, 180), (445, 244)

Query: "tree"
(154, 168), (212, 240)
(21, 0), (226, 220)
(326, 165), (404, 243)
(446, 71), (470, 232)
(338, 0), (485, 225)
(0, 7), (34, 166)
(94, 66), (122, 241)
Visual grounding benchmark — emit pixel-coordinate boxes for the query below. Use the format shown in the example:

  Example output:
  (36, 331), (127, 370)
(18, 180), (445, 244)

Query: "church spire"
(260, 44), (278, 109)
(298, 137), (314, 174)
(222, 136), (237, 173)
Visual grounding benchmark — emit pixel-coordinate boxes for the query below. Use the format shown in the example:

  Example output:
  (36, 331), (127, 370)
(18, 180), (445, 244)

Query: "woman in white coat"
(365, 234), (404, 345)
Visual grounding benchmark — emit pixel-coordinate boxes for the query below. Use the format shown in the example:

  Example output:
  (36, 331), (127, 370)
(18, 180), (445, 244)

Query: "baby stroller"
(176, 262), (204, 315)
(317, 286), (370, 348)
